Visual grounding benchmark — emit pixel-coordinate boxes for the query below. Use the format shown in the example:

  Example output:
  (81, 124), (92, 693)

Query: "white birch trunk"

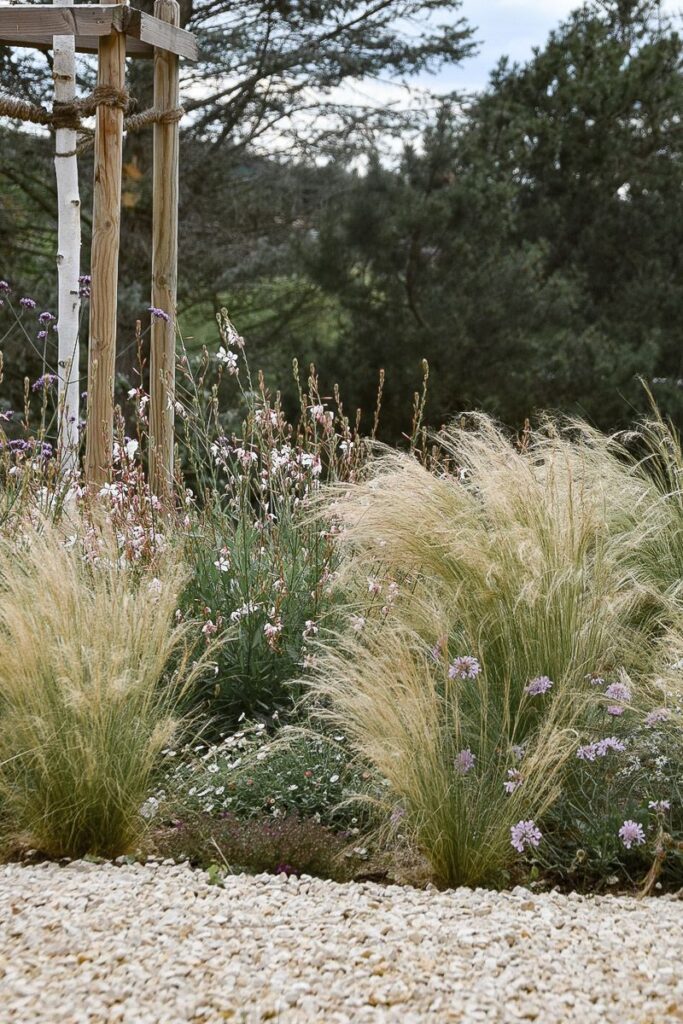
(53, 0), (81, 475)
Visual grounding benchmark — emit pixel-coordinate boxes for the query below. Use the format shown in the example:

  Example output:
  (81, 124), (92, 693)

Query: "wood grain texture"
(0, 5), (198, 60)
(85, 13), (126, 484)
(149, 0), (180, 500)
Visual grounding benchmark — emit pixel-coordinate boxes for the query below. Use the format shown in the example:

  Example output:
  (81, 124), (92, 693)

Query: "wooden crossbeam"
(0, 4), (198, 60)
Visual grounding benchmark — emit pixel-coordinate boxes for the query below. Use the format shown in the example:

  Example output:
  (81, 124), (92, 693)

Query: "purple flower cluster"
(510, 819), (542, 853)
(31, 373), (58, 393)
(0, 280), (10, 293)
(618, 820), (645, 849)
(78, 274), (91, 298)
(38, 311), (56, 325)
(448, 656), (481, 681)
(576, 736), (625, 761)
(648, 800), (670, 814)
(454, 748), (476, 774)
(645, 708), (670, 727)
(148, 306), (171, 323)
(0, 438), (53, 459)
(503, 768), (524, 794)
(19, 296), (36, 309)
(524, 675), (553, 696)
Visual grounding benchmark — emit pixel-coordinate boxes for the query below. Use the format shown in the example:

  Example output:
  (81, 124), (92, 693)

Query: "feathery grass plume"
(0, 521), (206, 859)
(305, 414), (662, 886)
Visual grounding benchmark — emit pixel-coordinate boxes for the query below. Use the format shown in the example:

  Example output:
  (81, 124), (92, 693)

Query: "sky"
(427, 0), (681, 93)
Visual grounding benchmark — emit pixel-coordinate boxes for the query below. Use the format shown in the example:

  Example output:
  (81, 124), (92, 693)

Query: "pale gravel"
(0, 862), (681, 1024)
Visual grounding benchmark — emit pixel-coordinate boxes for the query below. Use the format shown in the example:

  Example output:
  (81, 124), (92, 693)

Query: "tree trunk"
(53, 0), (81, 474)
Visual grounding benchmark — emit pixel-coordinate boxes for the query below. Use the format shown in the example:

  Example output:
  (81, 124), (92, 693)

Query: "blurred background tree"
(1, 0), (681, 435)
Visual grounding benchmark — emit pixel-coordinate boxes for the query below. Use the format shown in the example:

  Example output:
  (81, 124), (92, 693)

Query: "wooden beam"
(122, 7), (198, 61)
(85, 6), (126, 485)
(149, 0), (180, 500)
(0, 5), (198, 60)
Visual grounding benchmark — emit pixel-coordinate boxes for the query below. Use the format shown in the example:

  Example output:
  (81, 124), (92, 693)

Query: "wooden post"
(149, 0), (180, 500)
(85, 7), (126, 485)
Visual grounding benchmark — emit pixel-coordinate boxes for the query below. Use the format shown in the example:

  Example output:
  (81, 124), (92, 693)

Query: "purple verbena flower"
(454, 748), (476, 774)
(38, 311), (55, 325)
(20, 297), (36, 309)
(148, 306), (170, 323)
(648, 800), (671, 814)
(0, 280), (10, 293)
(503, 769), (524, 794)
(618, 820), (645, 850)
(524, 675), (553, 696)
(510, 819), (542, 853)
(448, 656), (481, 681)
(31, 373), (57, 392)
(78, 275), (91, 298)
(36, 330), (47, 340)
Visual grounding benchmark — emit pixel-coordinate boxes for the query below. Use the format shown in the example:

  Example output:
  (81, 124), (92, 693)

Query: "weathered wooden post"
(85, 0), (127, 485)
(149, 0), (180, 499)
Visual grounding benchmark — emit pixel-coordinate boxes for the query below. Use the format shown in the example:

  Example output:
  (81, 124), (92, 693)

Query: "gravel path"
(0, 862), (681, 1023)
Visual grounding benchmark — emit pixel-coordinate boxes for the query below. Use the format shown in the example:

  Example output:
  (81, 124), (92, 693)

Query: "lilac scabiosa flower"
(19, 296), (36, 309)
(524, 675), (553, 696)
(454, 748), (476, 774)
(510, 819), (542, 853)
(503, 768), (524, 794)
(645, 708), (670, 728)
(576, 736), (625, 761)
(148, 306), (170, 322)
(448, 656), (481, 681)
(618, 820), (645, 850)
(31, 373), (57, 392)
(648, 800), (671, 814)
(390, 805), (406, 827)
(511, 743), (525, 762)
(605, 682), (630, 703)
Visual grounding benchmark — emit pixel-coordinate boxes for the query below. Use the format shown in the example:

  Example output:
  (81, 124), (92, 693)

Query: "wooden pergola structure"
(0, 2), (199, 494)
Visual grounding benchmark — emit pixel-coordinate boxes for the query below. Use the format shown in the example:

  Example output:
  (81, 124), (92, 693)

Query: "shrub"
(156, 718), (375, 831)
(304, 415), (679, 887)
(154, 809), (358, 881)
(0, 520), (205, 859)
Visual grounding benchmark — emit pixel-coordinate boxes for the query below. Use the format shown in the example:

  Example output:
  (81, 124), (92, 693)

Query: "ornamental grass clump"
(305, 415), (663, 887)
(0, 522), (203, 859)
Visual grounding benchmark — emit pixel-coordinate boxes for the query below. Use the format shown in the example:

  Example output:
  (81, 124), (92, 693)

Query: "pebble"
(0, 862), (681, 1022)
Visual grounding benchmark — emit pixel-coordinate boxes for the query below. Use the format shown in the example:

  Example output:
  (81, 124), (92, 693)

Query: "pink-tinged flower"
(606, 705), (625, 716)
(216, 346), (238, 373)
(511, 743), (525, 761)
(448, 656), (481, 680)
(303, 620), (318, 638)
(20, 296), (36, 309)
(454, 749), (476, 774)
(202, 620), (218, 639)
(618, 820), (645, 850)
(264, 618), (283, 649)
(503, 768), (524, 794)
(648, 800), (671, 814)
(524, 675), (553, 696)
(645, 708), (670, 727)
(367, 576), (382, 596)
(350, 614), (365, 632)
(429, 636), (446, 662)
(510, 820), (542, 853)
(586, 673), (605, 686)
(214, 551), (230, 573)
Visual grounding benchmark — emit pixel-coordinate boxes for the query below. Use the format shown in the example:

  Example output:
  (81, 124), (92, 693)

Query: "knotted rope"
(0, 89), (183, 152)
